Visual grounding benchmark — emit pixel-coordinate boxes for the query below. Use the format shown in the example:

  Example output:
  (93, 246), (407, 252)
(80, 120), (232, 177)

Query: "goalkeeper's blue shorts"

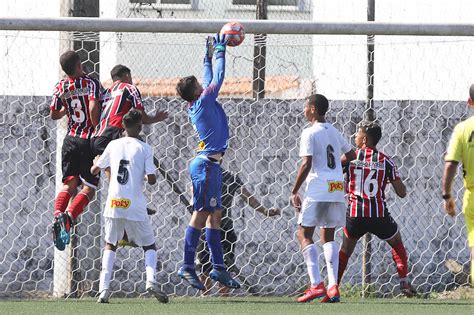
(189, 156), (222, 212)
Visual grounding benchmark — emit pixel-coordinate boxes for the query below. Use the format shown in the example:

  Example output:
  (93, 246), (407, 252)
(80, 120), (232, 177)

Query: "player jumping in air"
(442, 83), (474, 286)
(175, 34), (241, 291)
(192, 168), (280, 295)
(337, 121), (417, 298)
(91, 109), (168, 304)
(91, 64), (167, 158)
(291, 94), (355, 303)
(50, 51), (102, 251)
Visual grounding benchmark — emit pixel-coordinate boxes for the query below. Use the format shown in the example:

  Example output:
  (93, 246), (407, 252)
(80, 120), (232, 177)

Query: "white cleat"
(97, 289), (111, 303)
(146, 281), (169, 304)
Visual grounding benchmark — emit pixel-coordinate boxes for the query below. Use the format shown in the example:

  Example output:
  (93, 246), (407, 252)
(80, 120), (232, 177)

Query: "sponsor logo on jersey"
(327, 181), (344, 193)
(111, 198), (131, 209)
(197, 140), (205, 151)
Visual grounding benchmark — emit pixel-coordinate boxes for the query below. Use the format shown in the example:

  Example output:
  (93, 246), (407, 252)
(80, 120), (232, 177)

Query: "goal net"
(1, 16), (473, 300)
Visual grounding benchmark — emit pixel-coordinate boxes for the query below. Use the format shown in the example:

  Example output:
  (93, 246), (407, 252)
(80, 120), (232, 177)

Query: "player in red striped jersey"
(91, 65), (168, 157)
(50, 51), (103, 251)
(336, 121), (417, 297)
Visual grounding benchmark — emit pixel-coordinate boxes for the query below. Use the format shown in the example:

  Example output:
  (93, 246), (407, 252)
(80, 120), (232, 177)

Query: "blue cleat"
(209, 268), (241, 289)
(178, 267), (206, 290)
(52, 213), (73, 251)
(52, 217), (65, 251)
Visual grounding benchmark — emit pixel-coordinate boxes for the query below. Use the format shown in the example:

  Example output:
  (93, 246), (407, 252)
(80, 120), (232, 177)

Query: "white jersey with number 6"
(299, 122), (351, 202)
(96, 137), (155, 221)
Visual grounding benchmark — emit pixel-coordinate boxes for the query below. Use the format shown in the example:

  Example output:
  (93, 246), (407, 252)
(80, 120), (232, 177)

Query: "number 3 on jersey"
(354, 169), (378, 197)
(117, 160), (130, 185)
(70, 99), (86, 123)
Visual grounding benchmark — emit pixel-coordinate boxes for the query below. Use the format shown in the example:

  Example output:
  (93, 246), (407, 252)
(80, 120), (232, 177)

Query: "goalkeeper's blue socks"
(183, 225), (201, 270)
(205, 228), (225, 270)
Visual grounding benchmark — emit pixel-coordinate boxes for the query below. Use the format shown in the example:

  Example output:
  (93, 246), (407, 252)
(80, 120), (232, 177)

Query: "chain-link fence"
(0, 0), (473, 299)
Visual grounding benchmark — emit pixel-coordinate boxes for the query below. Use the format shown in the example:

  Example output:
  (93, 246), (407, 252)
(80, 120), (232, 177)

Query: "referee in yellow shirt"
(442, 84), (474, 286)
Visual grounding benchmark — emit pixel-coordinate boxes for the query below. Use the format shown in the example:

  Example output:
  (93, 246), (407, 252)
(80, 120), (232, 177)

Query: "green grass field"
(1, 297), (472, 315)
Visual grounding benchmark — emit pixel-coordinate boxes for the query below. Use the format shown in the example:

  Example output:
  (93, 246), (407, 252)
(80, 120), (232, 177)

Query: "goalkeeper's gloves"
(213, 33), (228, 53)
(205, 36), (214, 60)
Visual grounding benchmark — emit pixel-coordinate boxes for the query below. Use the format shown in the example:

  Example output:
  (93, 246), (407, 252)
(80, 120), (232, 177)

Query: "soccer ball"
(220, 22), (245, 47)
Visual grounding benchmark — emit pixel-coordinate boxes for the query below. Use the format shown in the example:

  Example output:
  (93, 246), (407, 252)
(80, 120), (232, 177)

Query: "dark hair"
(111, 64), (131, 81)
(60, 51), (81, 76)
(307, 94), (329, 116)
(123, 109), (142, 129)
(470, 84), (474, 100)
(359, 120), (382, 145)
(176, 76), (198, 102)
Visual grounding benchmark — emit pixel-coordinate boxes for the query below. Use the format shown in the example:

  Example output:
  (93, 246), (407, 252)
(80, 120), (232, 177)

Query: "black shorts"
(344, 214), (399, 241)
(197, 228), (237, 274)
(91, 126), (124, 156)
(61, 135), (99, 188)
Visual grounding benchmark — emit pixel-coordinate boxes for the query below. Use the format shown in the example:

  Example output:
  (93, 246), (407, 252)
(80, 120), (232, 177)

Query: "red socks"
(337, 251), (349, 285)
(391, 243), (408, 279)
(54, 191), (71, 217)
(68, 192), (90, 220)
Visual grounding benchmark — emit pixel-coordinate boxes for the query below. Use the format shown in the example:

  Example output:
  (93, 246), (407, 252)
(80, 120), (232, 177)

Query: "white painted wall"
(312, 0), (474, 101)
(0, 0), (61, 96)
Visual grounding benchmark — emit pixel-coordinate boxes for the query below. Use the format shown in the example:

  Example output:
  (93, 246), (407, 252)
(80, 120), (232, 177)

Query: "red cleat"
(297, 282), (326, 303)
(321, 285), (340, 303)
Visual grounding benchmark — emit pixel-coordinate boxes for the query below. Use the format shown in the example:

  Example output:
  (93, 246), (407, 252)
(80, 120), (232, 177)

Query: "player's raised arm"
(202, 36), (214, 89)
(88, 78), (102, 127)
(205, 33), (227, 97)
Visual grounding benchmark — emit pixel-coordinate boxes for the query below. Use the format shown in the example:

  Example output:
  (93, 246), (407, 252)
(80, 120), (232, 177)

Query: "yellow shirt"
(445, 116), (474, 190)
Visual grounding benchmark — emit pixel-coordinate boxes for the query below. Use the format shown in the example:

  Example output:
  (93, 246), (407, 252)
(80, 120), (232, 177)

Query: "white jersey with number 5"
(96, 137), (155, 221)
(299, 122), (351, 202)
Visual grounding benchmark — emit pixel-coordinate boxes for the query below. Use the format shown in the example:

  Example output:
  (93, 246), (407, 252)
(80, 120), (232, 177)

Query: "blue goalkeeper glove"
(213, 33), (227, 53)
(205, 36), (214, 60)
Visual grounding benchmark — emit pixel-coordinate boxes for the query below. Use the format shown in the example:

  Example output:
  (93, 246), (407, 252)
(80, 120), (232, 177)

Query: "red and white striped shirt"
(50, 75), (102, 139)
(93, 81), (144, 137)
(346, 148), (400, 217)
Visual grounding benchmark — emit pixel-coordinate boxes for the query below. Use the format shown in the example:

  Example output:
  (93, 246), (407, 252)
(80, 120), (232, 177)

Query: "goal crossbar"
(2, 17), (474, 36)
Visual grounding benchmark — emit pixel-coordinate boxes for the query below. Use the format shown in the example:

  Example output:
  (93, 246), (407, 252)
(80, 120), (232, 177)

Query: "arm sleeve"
(200, 52), (226, 102)
(88, 78), (101, 101)
(202, 57), (213, 88)
(50, 82), (65, 111)
(144, 145), (155, 176)
(445, 125), (463, 162)
(339, 132), (352, 154)
(299, 129), (313, 157)
(128, 86), (144, 111)
(386, 158), (401, 182)
(96, 145), (111, 169)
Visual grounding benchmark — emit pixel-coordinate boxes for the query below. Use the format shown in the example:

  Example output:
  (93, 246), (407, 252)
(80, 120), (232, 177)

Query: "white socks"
(302, 244), (321, 287)
(323, 241), (339, 288)
(145, 249), (157, 284)
(99, 249), (116, 291)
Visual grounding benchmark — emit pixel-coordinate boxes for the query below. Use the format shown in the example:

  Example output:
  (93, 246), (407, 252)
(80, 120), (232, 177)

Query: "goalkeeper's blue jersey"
(188, 53), (229, 156)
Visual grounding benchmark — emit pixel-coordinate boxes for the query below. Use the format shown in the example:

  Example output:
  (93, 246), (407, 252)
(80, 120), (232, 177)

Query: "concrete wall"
(0, 95), (470, 297)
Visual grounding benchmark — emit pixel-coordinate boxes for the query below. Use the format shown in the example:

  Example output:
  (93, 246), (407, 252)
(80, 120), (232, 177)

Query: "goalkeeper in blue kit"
(175, 34), (241, 290)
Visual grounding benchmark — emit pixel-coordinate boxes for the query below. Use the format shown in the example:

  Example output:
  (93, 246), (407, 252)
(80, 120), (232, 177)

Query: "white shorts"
(104, 217), (155, 247)
(297, 200), (346, 228)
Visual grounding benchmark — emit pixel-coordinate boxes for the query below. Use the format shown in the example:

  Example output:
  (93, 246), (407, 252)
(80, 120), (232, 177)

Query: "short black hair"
(469, 84), (474, 100)
(60, 51), (81, 76)
(359, 120), (382, 145)
(123, 109), (142, 129)
(111, 64), (131, 81)
(176, 76), (198, 102)
(307, 94), (329, 116)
